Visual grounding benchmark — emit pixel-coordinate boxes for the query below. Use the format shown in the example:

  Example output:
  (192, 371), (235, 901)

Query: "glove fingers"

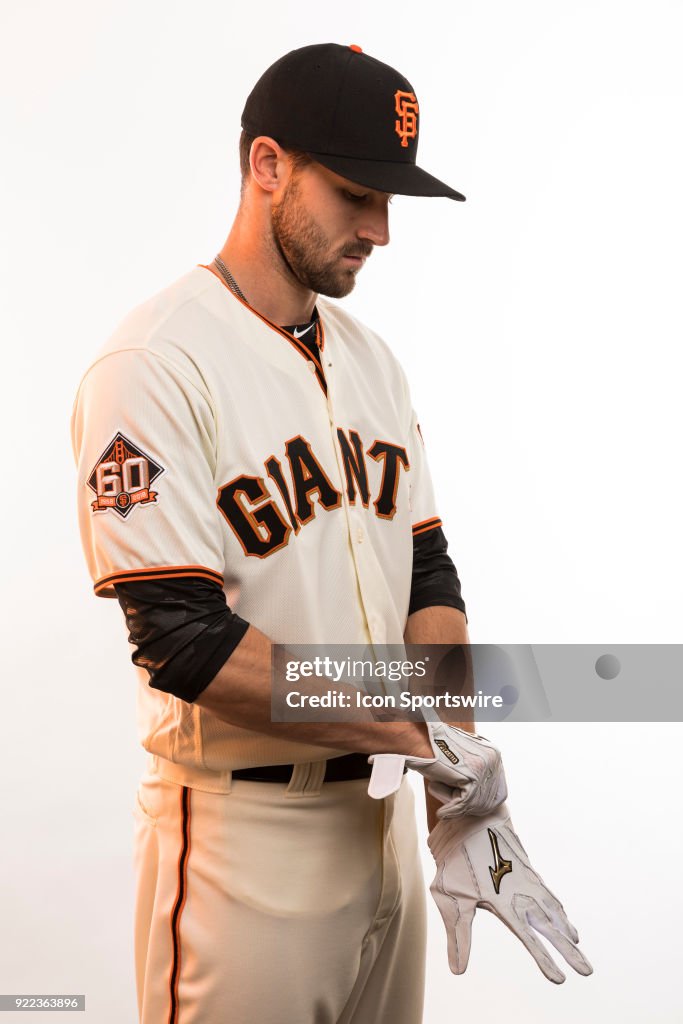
(533, 886), (580, 945)
(430, 883), (476, 975)
(496, 912), (567, 984)
(428, 781), (460, 806)
(528, 912), (593, 977)
(429, 781), (493, 820)
(429, 782), (471, 819)
(431, 780), (507, 819)
(545, 903), (580, 946)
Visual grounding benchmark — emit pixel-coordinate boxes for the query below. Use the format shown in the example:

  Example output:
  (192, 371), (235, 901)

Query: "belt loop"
(306, 760), (326, 794)
(285, 760), (325, 798)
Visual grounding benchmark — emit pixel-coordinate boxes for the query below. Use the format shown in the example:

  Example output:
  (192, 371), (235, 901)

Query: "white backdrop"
(1, 1), (681, 1021)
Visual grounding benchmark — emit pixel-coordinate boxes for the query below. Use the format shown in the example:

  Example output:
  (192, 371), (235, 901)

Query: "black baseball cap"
(241, 43), (466, 201)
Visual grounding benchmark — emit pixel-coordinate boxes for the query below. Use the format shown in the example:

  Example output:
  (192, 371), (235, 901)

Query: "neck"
(213, 208), (318, 325)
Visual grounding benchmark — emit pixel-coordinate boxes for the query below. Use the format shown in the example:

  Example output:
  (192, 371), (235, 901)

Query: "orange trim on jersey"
(412, 516), (442, 536)
(198, 264), (328, 395)
(94, 564), (224, 595)
(167, 786), (191, 1024)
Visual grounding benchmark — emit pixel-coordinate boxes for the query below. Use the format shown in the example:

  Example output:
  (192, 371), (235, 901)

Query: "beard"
(270, 175), (372, 298)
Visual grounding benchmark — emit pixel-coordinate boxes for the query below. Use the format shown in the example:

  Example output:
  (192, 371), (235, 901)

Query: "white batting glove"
(368, 721), (507, 818)
(427, 803), (593, 984)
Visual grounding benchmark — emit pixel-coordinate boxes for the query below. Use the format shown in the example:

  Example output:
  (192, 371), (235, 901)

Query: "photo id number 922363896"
(0, 994), (85, 1011)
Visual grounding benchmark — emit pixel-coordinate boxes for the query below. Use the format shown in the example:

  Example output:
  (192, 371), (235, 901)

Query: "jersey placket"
(318, 334), (388, 648)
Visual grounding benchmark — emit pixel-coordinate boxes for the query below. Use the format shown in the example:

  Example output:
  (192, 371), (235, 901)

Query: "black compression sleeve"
(114, 577), (250, 703)
(409, 525), (467, 622)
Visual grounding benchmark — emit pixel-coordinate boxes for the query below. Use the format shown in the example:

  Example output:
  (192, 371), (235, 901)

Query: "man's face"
(270, 161), (392, 299)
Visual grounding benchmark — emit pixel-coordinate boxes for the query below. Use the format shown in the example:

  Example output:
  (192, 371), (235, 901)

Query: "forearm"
(403, 605), (476, 829)
(194, 622), (432, 757)
(404, 604), (474, 734)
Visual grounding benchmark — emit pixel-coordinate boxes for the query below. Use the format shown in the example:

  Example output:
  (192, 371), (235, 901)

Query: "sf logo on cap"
(394, 90), (419, 148)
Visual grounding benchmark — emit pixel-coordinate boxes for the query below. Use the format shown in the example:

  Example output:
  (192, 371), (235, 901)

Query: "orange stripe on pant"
(168, 787), (191, 1024)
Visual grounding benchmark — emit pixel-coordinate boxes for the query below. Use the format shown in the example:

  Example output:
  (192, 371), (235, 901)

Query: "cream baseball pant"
(133, 755), (427, 1024)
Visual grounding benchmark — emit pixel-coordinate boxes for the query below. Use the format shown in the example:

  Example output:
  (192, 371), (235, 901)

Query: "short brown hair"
(239, 129), (312, 188)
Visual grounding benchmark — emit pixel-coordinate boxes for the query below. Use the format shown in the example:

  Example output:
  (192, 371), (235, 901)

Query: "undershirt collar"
(280, 308), (320, 360)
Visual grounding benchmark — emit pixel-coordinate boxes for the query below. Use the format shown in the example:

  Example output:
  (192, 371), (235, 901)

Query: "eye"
(343, 189), (369, 203)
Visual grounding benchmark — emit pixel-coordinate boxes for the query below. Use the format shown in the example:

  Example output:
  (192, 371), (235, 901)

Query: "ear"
(249, 136), (290, 195)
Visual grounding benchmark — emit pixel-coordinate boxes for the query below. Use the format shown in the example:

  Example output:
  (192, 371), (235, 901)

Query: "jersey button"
(357, 527), (364, 543)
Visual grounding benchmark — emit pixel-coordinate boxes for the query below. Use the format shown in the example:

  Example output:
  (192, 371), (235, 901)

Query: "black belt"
(231, 752), (374, 784)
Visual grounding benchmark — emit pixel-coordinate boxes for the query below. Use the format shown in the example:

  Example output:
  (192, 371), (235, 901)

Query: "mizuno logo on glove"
(487, 828), (512, 894)
(434, 738), (460, 764)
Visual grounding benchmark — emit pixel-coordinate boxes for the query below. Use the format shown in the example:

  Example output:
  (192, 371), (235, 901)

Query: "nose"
(357, 202), (390, 247)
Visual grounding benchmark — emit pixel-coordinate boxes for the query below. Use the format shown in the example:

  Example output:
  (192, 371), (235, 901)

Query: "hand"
(368, 720), (507, 818)
(428, 803), (593, 984)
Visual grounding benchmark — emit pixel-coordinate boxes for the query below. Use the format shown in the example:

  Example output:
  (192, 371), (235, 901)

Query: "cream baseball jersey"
(71, 265), (446, 773)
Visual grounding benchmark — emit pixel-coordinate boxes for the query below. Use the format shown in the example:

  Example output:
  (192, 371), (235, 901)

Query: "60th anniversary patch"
(87, 432), (164, 518)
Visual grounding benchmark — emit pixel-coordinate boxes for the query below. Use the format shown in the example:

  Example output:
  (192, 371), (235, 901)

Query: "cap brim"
(306, 152), (466, 200)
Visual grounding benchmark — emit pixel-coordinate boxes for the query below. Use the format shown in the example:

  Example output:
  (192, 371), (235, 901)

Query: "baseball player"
(71, 43), (591, 1024)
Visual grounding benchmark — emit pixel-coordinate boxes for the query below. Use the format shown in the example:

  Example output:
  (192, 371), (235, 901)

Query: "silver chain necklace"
(213, 254), (247, 303)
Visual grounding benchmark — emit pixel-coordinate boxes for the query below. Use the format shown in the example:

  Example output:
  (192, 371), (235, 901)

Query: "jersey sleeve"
(406, 407), (443, 540)
(71, 348), (226, 598)
(405, 406), (468, 619)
